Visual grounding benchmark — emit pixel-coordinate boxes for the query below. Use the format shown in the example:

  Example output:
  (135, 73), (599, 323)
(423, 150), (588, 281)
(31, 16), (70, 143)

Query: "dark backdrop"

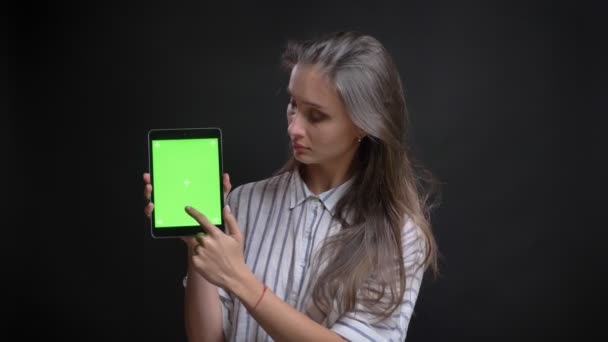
(10, 0), (598, 341)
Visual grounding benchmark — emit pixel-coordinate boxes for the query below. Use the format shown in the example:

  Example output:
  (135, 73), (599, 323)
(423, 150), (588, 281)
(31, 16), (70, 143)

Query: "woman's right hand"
(143, 172), (232, 250)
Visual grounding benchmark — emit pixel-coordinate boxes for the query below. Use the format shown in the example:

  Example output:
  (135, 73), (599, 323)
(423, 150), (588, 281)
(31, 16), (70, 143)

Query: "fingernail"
(185, 206), (191, 211)
(225, 205), (231, 213)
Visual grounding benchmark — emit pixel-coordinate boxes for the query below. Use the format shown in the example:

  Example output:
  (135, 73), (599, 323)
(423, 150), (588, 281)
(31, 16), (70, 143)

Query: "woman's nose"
(288, 111), (305, 139)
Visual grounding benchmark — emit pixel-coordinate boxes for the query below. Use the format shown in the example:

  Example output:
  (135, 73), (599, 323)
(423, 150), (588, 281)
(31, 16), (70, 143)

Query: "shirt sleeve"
(330, 218), (426, 341)
(218, 288), (234, 340)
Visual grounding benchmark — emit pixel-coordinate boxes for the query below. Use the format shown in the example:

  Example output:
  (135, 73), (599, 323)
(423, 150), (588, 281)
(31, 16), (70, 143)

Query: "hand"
(186, 205), (246, 289)
(143, 172), (232, 250)
(143, 172), (155, 218)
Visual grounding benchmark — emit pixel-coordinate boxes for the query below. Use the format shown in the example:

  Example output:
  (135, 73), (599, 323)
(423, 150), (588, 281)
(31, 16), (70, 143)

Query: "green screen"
(151, 138), (221, 228)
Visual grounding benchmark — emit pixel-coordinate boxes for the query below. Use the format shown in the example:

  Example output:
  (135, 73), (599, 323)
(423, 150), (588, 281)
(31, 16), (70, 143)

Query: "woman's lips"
(293, 143), (308, 152)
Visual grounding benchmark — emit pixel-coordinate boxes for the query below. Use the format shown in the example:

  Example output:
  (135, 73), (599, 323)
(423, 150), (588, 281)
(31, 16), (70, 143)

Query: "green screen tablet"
(148, 128), (224, 238)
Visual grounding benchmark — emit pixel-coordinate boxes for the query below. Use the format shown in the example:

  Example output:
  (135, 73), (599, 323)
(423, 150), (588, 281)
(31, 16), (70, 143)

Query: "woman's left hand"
(185, 205), (247, 290)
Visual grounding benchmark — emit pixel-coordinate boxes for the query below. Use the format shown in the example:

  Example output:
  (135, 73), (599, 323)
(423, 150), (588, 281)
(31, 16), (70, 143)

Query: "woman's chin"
(293, 154), (306, 163)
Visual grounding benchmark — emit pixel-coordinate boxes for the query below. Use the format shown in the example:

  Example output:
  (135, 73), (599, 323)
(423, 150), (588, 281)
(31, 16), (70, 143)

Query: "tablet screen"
(148, 128), (224, 237)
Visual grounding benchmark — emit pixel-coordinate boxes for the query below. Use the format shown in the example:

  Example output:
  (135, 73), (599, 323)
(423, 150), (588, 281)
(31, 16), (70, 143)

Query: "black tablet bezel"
(148, 127), (224, 238)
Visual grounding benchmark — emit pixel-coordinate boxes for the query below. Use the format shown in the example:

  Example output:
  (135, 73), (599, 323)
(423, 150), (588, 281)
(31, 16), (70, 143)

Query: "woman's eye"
(288, 98), (297, 109)
(309, 111), (325, 122)
(286, 99), (296, 115)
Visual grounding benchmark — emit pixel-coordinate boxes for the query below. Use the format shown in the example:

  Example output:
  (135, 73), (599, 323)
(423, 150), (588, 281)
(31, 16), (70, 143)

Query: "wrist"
(229, 266), (264, 309)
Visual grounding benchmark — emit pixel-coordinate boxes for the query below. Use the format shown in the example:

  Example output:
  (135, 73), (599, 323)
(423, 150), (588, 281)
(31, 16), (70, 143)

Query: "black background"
(9, 0), (602, 341)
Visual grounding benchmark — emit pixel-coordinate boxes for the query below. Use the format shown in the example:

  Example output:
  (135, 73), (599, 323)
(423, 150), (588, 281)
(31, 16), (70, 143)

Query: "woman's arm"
(144, 172), (232, 342)
(184, 245), (224, 342)
(186, 206), (345, 342)
(229, 269), (345, 342)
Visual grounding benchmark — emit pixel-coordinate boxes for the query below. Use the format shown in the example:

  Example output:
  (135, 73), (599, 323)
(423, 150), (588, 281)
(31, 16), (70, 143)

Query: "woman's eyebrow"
(286, 87), (328, 111)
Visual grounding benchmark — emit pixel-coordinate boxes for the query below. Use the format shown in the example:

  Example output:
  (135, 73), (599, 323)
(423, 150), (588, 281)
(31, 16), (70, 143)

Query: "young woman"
(144, 31), (439, 341)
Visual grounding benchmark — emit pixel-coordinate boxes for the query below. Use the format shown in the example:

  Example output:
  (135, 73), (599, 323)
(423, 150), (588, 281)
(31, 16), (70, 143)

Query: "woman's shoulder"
(227, 171), (294, 204)
(400, 214), (431, 273)
(401, 215), (422, 239)
(401, 215), (426, 254)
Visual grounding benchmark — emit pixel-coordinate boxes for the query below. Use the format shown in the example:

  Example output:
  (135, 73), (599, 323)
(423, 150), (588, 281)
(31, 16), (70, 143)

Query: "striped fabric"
(209, 170), (426, 341)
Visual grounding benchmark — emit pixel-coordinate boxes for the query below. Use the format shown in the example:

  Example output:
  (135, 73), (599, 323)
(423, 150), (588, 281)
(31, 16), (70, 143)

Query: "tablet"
(148, 128), (224, 238)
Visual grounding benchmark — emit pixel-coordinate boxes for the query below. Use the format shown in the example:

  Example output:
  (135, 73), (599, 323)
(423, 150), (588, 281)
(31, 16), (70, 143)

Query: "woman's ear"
(355, 127), (366, 140)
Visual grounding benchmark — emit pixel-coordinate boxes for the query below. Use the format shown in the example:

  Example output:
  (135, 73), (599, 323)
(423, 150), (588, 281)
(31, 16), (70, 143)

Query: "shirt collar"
(288, 169), (354, 216)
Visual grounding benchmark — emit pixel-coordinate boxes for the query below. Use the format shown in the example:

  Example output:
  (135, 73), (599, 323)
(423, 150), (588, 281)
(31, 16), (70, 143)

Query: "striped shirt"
(213, 170), (426, 341)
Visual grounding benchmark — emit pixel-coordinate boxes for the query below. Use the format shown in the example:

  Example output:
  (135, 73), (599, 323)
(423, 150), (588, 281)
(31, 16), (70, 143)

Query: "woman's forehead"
(288, 64), (341, 109)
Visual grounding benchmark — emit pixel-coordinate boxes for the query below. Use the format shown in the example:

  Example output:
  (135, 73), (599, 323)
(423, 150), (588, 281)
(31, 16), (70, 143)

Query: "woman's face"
(286, 64), (362, 170)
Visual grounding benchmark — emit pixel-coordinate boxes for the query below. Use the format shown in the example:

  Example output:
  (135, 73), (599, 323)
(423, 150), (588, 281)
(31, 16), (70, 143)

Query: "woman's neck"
(300, 160), (358, 195)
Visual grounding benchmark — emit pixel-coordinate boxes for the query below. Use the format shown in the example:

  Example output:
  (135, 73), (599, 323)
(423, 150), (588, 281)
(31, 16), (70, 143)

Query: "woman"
(144, 31), (439, 341)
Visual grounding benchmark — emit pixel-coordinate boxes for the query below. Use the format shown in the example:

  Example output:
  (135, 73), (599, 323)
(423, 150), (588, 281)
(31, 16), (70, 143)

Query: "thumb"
(223, 205), (242, 241)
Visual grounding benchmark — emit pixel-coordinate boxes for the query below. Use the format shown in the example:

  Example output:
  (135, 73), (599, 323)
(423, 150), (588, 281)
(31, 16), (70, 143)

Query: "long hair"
(278, 31), (440, 321)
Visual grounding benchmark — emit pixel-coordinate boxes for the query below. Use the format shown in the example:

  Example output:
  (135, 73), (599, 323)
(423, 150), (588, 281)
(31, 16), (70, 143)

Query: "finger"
(181, 236), (196, 243)
(144, 202), (154, 218)
(143, 172), (150, 184)
(192, 243), (202, 255)
(144, 183), (152, 201)
(181, 236), (198, 251)
(223, 206), (242, 240)
(191, 253), (207, 271)
(195, 232), (207, 246)
(223, 173), (232, 193)
(185, 206), (222, 237)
